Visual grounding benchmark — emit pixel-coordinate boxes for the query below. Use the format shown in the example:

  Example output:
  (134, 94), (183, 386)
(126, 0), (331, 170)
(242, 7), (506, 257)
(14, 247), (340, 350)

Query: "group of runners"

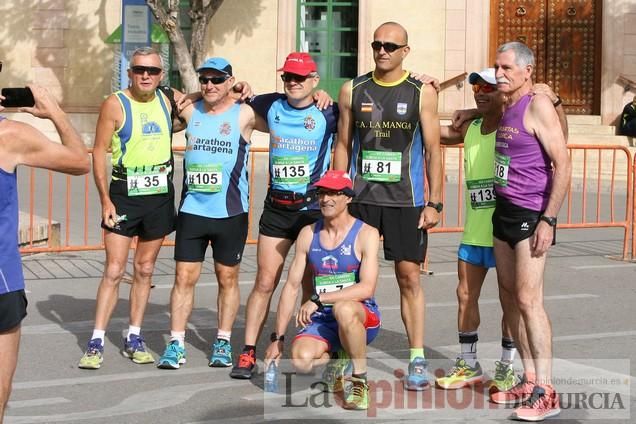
(1, 20), (570, 422)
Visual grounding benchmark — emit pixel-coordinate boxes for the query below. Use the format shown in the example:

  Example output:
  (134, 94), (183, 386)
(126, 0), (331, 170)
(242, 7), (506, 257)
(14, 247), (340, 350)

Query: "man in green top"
(79, 47), (184, 369)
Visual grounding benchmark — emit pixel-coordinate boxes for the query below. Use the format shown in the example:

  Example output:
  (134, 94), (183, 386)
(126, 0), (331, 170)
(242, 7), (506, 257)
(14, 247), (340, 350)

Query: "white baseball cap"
(468, 68), (496, 85)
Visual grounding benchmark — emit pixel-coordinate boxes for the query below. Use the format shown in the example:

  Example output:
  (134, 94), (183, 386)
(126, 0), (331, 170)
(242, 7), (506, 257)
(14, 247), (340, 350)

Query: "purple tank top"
(0, 116), (26, 294)
(494, 94), (552, 211)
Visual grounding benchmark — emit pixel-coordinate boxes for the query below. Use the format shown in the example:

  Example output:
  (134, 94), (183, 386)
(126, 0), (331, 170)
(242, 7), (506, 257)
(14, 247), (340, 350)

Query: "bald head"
(374, 22), (408, 45)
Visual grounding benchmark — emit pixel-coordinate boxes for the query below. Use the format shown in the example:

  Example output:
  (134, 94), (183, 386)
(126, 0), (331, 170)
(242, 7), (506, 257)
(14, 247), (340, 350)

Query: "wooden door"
(490, 0), (602, 114)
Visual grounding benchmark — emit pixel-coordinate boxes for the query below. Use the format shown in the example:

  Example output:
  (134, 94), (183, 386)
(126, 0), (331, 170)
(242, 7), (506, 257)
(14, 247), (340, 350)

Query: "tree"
(146, 0), (225, 93)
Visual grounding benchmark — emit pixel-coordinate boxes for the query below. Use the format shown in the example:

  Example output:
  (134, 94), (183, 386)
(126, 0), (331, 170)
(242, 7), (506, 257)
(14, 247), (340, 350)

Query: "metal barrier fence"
(19, 144), (634, 260)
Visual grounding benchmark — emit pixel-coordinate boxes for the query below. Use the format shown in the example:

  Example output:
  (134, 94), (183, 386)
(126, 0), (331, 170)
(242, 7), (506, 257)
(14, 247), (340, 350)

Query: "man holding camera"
(0, 83), (90, 422)
(79, 47), (182, 369)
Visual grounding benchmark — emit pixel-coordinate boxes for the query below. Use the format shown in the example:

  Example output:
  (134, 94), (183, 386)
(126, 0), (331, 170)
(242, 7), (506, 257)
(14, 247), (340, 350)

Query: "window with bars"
(297, 1), (359, 98)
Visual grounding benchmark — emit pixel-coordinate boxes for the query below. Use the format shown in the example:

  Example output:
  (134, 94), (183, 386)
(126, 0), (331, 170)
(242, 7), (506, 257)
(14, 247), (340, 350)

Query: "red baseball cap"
(277, 52), (317, 76)
(314, 170), (355, 196)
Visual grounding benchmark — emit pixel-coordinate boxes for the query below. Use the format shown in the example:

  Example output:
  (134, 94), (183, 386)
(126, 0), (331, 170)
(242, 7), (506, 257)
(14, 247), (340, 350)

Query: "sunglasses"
(130, 65), (163, 76)
(472, 83), (497, 94)
(280, 73), (312, 83)
(371, 41), (407, 53)
(199, 75), (230, 85)
(317, 189), (346, 197)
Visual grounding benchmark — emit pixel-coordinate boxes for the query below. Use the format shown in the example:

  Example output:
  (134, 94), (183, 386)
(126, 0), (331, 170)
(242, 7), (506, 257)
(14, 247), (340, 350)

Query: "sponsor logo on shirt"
(396, 102), (408, 115)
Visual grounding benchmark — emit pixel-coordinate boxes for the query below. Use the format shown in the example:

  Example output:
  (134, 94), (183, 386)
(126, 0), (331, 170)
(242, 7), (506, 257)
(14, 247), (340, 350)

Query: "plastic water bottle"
(264, 362), (279, 393)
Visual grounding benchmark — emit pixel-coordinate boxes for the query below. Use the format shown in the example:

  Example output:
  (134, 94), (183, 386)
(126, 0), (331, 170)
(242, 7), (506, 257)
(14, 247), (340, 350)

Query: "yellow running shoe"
(343, 376), (369, 410)
(436, 358), (484, 389)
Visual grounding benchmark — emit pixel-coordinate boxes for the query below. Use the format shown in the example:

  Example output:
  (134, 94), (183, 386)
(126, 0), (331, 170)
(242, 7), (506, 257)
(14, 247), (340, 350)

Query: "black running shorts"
(349, 203), (427, 263)
(101, 179), (176, 240)
(492, 197), (556, 249)
(174, 212), (248, 265)
(258, 200), (321, 241)
(0, 290), (27, 332)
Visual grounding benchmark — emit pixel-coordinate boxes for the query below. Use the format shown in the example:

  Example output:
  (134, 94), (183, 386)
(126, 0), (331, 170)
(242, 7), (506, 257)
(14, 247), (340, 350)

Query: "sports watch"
(310, 293), (324, 311)
(426, 201), (443, 213)
(539, 215), (557, 227)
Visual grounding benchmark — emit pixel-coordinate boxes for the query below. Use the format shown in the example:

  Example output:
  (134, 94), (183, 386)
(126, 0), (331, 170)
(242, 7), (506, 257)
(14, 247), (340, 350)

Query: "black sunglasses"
(199, 75), (230, 85)
(371, 41), (407, 53)
(281, 73), (311, 83)
(130, 65), (162, 76)
(317, 189), (346, 197)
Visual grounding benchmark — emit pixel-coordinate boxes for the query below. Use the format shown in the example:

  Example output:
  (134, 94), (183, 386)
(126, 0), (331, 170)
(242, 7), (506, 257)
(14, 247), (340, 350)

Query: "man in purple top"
(488, 42), (571, 422)
(0, 84), (90, 422)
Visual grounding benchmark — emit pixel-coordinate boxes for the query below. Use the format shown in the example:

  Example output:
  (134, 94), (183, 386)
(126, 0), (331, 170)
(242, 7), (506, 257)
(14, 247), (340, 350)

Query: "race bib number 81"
(361, 150), (402, 182)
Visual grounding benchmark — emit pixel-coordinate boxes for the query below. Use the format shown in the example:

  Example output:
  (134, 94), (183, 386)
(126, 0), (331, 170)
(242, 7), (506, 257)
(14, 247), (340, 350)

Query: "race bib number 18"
(361, 150), (402, 182)
(494, 152), (510, 187)
(127, 167), (168, 196)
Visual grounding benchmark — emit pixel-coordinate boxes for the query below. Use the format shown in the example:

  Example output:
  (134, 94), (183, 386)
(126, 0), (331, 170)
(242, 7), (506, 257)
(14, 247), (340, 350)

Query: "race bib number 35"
(187, 164), (223, 192)
(361, 150), (402, 182)
(127, 167), (168, 196)
(494, 152), (510, 187)
(272, 156), (310, 185)
(467, 178), (496, 209)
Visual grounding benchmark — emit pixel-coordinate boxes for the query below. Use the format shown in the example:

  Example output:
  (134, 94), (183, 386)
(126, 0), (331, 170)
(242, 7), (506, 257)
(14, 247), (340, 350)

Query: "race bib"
(126, 167), (168, 196)
(186, 163), (223, 192)
(361, 150), (402, 182)
(494, 152), (510, 187)
(272, 156), (310, 185)
(314, 273), (356, 306)
(467, 178), (496, 209)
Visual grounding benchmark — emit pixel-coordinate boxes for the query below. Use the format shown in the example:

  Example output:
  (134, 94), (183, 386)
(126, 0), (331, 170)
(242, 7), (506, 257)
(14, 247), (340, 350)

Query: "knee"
(253, 272), (277, 295)
(397, 276), (421, 296)
(103, 262), (126, 284)
(332, 301), (363, 326)
(515, 292), (542, 314)
(134, 259), (156, 280)
(291, 346), (315, 374)
(456, 283), (474, 308)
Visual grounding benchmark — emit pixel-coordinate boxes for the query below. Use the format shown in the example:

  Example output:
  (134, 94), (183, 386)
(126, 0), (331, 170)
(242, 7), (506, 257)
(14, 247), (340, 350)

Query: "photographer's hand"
(21, 84), (63, 120)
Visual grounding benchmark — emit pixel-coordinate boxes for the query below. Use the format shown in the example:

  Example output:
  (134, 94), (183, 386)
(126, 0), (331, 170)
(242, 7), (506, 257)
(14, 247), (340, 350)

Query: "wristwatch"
(270, 332), (285, 343)
(552, 96), (562, 107)
(310, 293), (324, 311)
(426, 201), (443, 213)
(539, 215), (557, 227)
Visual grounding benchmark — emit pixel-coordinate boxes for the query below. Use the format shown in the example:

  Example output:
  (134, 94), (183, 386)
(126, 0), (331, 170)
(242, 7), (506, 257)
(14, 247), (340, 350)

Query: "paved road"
(5, 227), (635, 423)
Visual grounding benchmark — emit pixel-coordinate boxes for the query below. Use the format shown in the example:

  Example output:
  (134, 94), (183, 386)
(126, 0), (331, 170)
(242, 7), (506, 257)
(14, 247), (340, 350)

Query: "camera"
(1, 87), (35, 108)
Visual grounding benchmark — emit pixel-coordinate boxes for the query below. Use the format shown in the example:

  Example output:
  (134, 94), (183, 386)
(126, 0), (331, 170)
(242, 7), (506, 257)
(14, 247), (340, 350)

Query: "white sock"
(501, 337), (517, 363)
(91, 329), (106, 346)
(217, 330), (231, 342)
(170, 331), (186, 348)
(127, 325), (141, 341)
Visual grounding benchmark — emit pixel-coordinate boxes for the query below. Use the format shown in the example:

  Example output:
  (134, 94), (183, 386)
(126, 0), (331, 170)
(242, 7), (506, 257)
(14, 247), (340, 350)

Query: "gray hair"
(497, 42), (535, 68)
(130, 46), (164, 70)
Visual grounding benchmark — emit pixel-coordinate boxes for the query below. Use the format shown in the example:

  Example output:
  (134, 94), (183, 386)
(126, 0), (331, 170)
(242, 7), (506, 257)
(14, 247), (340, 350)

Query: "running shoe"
(78, 338), (104, 369)
(436, 358), (484, 389)
(490, 375), (535, 405)
(513, 385), (561, 421)
(343, 376), (369, 410)
(209, 339), (233, 367)
(489, 360), (518, 392)
(122, 334), (154, 364)
(321, 350), (352, 393)
(157, 340), (186, 369)
(230, 349), (256, 379)
(403, 357), (431, 391)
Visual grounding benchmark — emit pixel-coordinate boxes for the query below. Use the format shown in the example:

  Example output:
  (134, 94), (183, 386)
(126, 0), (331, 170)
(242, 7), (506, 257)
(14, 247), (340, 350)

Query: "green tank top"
(110, 90), (172, 168)
(462, 118), (496, 247)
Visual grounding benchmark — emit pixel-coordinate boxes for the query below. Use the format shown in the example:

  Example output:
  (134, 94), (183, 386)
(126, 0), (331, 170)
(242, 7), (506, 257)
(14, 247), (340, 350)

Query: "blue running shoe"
(122, 334), (154, 364)
(209, 339), (233, 367)
(157, 340), (186, 369)
(404, 357), (431, 391)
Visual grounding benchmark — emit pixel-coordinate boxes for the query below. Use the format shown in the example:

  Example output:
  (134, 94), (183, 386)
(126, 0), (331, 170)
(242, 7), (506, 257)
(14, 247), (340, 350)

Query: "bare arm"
(92, 95), (122, 227)
(440, 120), (469, 145)
(526, 94), (571, 256)
(333, 81), (353, 171)
(531, 83), (568, 142)
(419, 84), (443, 229)
(1, 85), (89, 175)
(239, 103), (256, 142)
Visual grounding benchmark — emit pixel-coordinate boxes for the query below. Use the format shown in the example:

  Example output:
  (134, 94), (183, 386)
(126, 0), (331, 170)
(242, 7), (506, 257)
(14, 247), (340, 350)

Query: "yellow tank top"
(111, 90), (172, 168)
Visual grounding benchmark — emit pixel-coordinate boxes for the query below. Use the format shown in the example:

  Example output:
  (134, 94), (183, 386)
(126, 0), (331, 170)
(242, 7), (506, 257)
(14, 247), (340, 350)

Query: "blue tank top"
(307, 218), (375, 305)
(0, 117), (25, 294)
(250, 93), (338, 210)
(180, 102), (249, 218)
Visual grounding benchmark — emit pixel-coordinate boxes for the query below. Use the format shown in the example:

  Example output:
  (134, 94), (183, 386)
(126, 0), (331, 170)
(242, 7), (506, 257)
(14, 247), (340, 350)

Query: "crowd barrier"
(18, 145), (634, 261)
